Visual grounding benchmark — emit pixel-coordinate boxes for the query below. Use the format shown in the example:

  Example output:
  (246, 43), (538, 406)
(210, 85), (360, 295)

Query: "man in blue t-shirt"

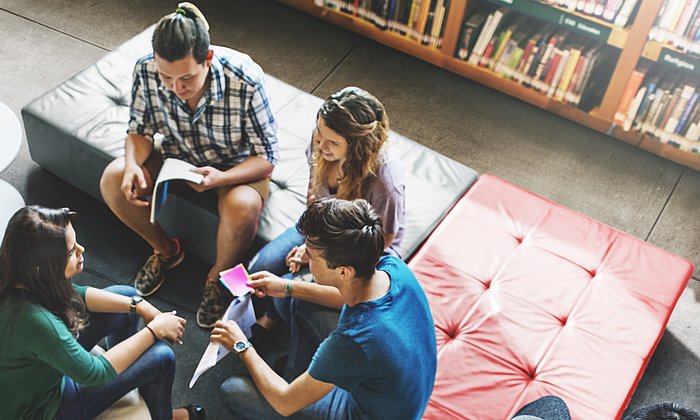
(211, 198), (437, 419)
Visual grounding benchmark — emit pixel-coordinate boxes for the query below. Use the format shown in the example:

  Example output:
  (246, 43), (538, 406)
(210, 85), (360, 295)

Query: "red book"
(542, 50), (563, 88)
(479, 38), (496, 67)
(613, 69), (646, 125)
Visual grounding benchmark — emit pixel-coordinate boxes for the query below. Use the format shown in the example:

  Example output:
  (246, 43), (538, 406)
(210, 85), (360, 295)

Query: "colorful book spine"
(613, 69), (646, 126)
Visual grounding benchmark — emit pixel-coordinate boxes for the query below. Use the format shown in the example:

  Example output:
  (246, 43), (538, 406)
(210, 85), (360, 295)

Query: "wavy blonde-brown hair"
(311, 87), (390, 201)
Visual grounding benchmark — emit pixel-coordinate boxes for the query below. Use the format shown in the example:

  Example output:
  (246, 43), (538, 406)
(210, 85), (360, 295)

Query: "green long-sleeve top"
(0, 284), (117, 419)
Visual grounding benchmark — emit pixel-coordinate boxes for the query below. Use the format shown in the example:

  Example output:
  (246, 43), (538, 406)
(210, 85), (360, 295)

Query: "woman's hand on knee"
(147, 311), (186, 345)
(285, 244), (308, 273)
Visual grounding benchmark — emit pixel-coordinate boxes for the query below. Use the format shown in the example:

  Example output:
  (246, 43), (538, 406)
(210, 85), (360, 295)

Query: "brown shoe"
(196, 280), (232, 328)
(134, 239), (184, 296)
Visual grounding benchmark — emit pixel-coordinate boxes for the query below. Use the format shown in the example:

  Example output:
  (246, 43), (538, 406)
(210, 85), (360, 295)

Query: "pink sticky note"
(219, 264), (253, 296)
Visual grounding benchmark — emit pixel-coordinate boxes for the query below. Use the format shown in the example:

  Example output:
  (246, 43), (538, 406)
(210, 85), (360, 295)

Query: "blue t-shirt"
(308, 256), (437, 420)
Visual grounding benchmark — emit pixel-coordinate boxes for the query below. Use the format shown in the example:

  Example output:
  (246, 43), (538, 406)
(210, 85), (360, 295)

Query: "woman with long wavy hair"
(0, 205), (203, 419)
(246, 86), (405, 348)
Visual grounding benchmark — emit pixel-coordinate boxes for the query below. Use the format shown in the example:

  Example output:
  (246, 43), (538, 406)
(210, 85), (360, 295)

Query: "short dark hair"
(296, 199), (384, 280)
(625, 403), (700, 420)
(0, 206), (86, 333)
(152, 2), (210, 63)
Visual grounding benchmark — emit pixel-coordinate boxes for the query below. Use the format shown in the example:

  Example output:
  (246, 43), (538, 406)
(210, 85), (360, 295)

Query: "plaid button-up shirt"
(128, 48), (278, 168)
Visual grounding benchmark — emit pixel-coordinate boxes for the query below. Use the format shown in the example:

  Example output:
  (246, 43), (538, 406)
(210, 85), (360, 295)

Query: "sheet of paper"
(149, 158), (204, 224)
(219, 264), (254, 296)
(189, 293), (256, 388)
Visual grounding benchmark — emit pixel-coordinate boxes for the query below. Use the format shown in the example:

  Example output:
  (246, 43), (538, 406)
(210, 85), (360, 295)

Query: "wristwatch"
(129, 295), (144, 314)
(233, 340), (253, 355)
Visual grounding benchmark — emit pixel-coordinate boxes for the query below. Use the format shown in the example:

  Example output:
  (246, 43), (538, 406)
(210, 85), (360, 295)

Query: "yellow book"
(555, 48), (581, 102)
(489, 28), (512, 69)
(431, 3), (445, 48)
(413, 0), (432, 42)
(406, 0), (420, 39)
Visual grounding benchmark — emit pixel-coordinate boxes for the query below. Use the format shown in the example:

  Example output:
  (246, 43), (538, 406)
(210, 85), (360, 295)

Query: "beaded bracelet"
(285, 279), (293, 298)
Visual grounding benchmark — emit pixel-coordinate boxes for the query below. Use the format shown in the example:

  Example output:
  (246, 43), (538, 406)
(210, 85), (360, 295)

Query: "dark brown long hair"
(0, 206), (86, 333)
(311, 87), (390, 200)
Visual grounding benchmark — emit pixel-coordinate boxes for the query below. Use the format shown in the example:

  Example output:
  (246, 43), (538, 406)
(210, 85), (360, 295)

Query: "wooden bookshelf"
(639, 135), (700, 171)
(481, 0), (628, 48)
(277, 0), (700, 171)
(642, 42), (700, 77)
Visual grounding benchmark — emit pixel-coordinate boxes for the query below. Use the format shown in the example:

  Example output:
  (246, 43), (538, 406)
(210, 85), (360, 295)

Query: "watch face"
(234, 341), (250, 353)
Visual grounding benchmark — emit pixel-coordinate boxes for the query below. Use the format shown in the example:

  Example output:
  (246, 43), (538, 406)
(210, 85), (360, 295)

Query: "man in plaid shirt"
(100, 3), (278, 328)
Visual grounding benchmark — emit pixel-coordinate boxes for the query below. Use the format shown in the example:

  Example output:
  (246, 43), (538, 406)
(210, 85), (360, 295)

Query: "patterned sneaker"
(134, 239), (185, 296)
(196, 280), (232, 328)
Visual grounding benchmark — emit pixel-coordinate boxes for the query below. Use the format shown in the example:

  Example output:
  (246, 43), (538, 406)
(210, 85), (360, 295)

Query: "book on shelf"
(455, 11), (487, 60)
(613, 68), (647, 126)
(553, 45), (581, 101)
(676, 90), (699, 134)
(649, 0), (700, 53)
(602, 0), (624, 22)
(468, 8), (506, 65)
(314, 0), (451, 47)
(629, 76), (658, 131)
(573, 46), (606, 111)
(664, 84), (695, 133)
(547, 0), (638, 27)
(616, 69), (700, 153)
(457, 7), (610, 110)
(613, 0), (638, 27)
(623, 83), (648, 131)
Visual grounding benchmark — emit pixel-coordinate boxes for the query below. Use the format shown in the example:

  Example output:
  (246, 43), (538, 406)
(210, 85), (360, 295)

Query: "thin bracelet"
(285, 279), (293, 298)
(144, 325), (158, 341)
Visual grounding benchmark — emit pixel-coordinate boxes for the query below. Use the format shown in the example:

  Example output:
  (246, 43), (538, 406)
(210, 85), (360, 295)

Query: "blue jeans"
(274, 293), (340, 381)
(512, 396), (572, 420)
(54, 285), (176, 420)
(220, 375), (351, 419)
(249, 226), (305, 320)
(249, 226), (304, 276)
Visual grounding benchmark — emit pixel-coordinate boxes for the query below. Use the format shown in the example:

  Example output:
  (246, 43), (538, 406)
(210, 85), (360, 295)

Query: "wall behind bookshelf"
(277, 0), (700, 172)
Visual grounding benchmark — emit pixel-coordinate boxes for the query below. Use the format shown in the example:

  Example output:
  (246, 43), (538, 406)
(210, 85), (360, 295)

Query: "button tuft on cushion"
(109, 94), (128, 107)
(441, 325), (458, 340)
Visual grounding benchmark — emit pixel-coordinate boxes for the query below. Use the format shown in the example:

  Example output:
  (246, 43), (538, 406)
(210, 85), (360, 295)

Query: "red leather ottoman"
(408, 174), (694, 420)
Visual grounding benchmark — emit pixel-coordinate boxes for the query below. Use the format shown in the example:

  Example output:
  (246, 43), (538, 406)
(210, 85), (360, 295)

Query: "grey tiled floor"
(0, 0), (698, 417)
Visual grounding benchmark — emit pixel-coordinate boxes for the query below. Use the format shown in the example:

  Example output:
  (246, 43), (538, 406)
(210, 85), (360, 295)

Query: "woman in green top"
(0, 206), (203, 419)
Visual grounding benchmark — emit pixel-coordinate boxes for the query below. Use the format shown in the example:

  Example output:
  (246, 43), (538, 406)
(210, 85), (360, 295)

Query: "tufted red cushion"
(409, 174), (693, 420)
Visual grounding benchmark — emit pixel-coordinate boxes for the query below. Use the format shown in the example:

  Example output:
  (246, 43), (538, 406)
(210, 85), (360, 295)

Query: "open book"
(149, 158), (204, 224)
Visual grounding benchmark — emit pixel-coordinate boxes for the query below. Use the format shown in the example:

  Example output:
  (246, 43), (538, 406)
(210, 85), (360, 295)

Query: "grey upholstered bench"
(22, 27), (477, 264)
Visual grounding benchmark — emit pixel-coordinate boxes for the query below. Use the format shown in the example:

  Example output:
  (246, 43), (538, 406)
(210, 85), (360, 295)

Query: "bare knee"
(100, 158), (126, 201)
(219, 186), (263, 224)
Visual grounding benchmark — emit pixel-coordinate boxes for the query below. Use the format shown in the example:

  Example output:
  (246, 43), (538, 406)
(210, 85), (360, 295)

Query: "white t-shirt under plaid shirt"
(128, 47), (278, 168)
